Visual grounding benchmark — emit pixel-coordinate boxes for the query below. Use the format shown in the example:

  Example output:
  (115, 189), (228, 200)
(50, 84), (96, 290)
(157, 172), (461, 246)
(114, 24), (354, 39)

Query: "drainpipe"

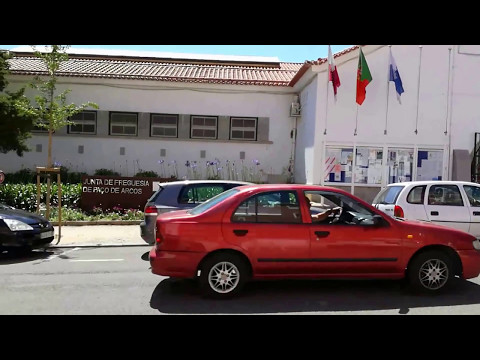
(290, 117), (297, 183)
(447, 46), (456, 180)
(289, 95), (300, 184)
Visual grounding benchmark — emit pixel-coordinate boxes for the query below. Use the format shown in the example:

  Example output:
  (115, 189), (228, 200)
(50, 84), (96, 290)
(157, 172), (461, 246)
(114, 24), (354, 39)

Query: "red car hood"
(398, 217), (476, 246)
(401, 218), (465, 232)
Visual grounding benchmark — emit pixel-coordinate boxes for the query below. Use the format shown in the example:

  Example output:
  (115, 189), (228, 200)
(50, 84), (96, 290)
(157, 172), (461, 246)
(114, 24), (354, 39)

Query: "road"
(2, 246), (480, 315)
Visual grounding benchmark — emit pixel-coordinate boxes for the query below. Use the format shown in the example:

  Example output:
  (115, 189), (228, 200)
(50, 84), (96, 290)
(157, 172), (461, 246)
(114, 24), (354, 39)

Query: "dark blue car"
(0, 203), (55, 253)
(140, 180), (251, 245)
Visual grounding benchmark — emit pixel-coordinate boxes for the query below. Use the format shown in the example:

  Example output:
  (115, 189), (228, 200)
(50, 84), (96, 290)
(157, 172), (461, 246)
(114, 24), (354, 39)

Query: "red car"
(149, 184), (480, 298)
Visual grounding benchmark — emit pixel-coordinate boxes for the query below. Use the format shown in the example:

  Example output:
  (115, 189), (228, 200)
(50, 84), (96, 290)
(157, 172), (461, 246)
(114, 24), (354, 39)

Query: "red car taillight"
(155, 223), (164, 249)
(144, 206), (157, 215)
(394, 205), (404, 218)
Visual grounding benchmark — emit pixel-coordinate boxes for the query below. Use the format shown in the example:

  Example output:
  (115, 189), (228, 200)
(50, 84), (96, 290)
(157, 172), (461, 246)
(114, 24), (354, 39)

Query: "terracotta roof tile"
(307, 45), (360, 65)
(7, 56), (304, 87)
(288, 45), (361, 86)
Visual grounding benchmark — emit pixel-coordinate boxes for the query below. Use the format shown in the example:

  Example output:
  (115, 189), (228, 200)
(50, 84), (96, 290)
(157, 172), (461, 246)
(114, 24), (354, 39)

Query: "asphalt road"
(2, 246), (480, 315)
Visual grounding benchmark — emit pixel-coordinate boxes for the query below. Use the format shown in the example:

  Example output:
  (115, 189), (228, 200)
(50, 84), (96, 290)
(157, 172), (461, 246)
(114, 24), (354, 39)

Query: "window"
(231, 191), (301, 224)
(306, 190), (378, 226)
(178, 185), (226, 205)
(464, 185), (480, 207)
(110, 112), (138, 136)
(428, 185), (463, 206)
(191, 116), (217, 139)
(189, 188), (239, 215)
(324, 147), (353, 183)
(387, 148), (413, 184)
(417, 150), (443, 181)
(373, 185), (405, 205)
(230, 117), (257, 141)
(68, 111), (96, 134)
(151, 114), (178, 138)
(407, 186), (426, 204)
(355, 147), (383, 184)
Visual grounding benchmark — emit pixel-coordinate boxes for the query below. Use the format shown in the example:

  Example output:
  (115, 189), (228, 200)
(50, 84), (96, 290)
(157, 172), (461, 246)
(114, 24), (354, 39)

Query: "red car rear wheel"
(199, 253), (250, 299)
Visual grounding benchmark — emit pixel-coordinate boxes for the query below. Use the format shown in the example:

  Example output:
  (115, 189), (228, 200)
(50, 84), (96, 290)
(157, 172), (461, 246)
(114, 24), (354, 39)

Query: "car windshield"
(373, 186), (404, 204)
(188, 188), (240, 215)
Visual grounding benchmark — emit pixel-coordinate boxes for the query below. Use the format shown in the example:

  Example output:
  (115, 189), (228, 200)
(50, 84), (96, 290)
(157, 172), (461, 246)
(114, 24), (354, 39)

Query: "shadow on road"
(141, 251), (150, 261)
(0, 249), (56, 265)
(150, 277), (480, 314)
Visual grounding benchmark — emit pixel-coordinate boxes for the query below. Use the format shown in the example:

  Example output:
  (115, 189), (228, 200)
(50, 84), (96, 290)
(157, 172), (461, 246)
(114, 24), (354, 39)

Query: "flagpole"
(384, 45), (392, 135)
(324, 68), (329, 135)
(354, 105), (359, 136)
(444, 47), (452, 135)
(414, 45), (423, 135)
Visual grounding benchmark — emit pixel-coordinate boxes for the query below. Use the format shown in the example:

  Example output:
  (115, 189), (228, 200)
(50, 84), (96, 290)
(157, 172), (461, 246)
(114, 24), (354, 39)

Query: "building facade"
(1, 45), (480, 203)
(2, 48), (302, 184)
(291, 45), (480, 202)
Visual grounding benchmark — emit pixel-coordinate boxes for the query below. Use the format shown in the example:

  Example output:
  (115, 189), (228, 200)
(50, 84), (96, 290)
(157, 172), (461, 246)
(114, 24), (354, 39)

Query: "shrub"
(134, 170), (159, 178)
(0, 183), (82, 212)
(5, 169), (36, 184)
(94, 168), (120, 176)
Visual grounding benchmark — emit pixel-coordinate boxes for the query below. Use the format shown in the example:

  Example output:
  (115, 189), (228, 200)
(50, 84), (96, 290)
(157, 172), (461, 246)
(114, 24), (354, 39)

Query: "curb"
(50, 243), (150, 248)
(52, 220), (142, 226)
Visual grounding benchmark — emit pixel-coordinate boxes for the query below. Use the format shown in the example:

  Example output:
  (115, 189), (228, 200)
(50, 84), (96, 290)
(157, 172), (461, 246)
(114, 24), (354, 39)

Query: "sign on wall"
(80, 175), (170, 212)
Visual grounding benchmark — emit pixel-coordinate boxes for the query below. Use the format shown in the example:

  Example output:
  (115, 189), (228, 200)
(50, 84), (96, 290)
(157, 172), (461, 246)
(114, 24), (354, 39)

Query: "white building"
(2, 45), (479, 202)
(291, 45), (480, 202)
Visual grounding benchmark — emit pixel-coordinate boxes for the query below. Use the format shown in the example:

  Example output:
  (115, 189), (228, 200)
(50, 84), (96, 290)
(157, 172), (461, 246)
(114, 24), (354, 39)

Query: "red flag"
(356, 47), (372, 105)
(328, 45), (341, 100)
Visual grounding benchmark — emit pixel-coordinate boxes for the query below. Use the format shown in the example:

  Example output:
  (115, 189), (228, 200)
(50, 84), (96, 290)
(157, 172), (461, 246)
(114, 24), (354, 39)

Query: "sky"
(0, 45), (354, 63)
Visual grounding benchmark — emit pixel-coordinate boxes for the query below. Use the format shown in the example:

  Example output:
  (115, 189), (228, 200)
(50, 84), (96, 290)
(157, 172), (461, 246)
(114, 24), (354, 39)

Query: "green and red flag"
(356, 47), (372, 105)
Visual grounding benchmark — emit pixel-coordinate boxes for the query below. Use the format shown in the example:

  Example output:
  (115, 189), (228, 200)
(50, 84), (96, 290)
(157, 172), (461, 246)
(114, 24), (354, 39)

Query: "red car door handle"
(315, 231), (330, 238)
(233, 229), (248, 236)
(431, 211), (439, 216)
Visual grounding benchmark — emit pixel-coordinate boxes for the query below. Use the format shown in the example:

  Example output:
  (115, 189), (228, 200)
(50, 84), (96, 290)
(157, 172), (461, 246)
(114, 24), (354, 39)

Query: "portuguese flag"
(356, 47), (372, 105)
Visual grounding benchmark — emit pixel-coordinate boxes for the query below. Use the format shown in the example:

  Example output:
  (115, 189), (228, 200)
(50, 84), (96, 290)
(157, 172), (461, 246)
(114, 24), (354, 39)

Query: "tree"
(15, 45), (99, 222)
(17, 45), (99, 168)
(0, 50), (37, 156)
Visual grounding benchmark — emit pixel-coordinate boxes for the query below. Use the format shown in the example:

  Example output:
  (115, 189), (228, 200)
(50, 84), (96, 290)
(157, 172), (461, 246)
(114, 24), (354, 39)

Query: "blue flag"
(389, 49), (404, 104)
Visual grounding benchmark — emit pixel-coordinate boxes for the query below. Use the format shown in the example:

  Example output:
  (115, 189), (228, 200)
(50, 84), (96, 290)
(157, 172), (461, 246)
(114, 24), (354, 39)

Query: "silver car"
(140, 180), (251, 244)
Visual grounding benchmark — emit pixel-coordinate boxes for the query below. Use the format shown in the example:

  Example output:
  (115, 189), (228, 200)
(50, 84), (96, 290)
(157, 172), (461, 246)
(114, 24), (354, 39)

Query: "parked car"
(140, 180), (251, 245)
(0, 202), (55, 253)
(372, 180), (480, 238)
(149, 184), (480, 298)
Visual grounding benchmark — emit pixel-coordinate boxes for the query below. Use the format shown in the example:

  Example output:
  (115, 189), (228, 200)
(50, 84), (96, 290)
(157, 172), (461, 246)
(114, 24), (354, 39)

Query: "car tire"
(407, 250), (454, 294)
(199, 253), (250, 299)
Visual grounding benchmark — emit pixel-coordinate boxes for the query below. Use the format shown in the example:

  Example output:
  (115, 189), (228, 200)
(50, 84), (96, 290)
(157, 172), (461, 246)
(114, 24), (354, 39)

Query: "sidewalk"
(51, 224), (148, 248)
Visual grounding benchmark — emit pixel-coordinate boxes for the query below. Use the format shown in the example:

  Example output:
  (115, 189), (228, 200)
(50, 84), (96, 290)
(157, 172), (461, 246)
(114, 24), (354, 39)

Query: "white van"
(372, 180), (480, 238)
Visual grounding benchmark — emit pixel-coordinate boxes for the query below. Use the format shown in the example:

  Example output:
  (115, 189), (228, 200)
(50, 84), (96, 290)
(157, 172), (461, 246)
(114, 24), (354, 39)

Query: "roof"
(232, 183), (356, 193)
(10, 46), (283, 64)
(288, 45), (360, 87)
(159, 180), (252, 187)
(4, 46), (358, 87)
(6, 48), (304, 87)
(386, 180), (480, 187)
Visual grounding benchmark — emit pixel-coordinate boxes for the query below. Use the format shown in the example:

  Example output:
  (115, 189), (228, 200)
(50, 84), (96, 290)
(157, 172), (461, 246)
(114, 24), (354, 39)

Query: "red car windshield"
(189, 188), (240, 215)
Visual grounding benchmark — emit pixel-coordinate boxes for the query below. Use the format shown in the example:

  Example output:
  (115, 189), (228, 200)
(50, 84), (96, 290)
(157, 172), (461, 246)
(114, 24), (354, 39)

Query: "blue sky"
(0, 45), (354, 63)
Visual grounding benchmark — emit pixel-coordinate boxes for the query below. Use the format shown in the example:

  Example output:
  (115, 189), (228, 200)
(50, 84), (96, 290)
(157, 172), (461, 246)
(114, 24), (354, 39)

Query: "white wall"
(1, 77), (297, 181)
(449, 45), (480, 153)
(294, 45), (476, 186)
(295, 77), (319, 184)
(314, 45), (453, 145)
(5, 45), (480, 186)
